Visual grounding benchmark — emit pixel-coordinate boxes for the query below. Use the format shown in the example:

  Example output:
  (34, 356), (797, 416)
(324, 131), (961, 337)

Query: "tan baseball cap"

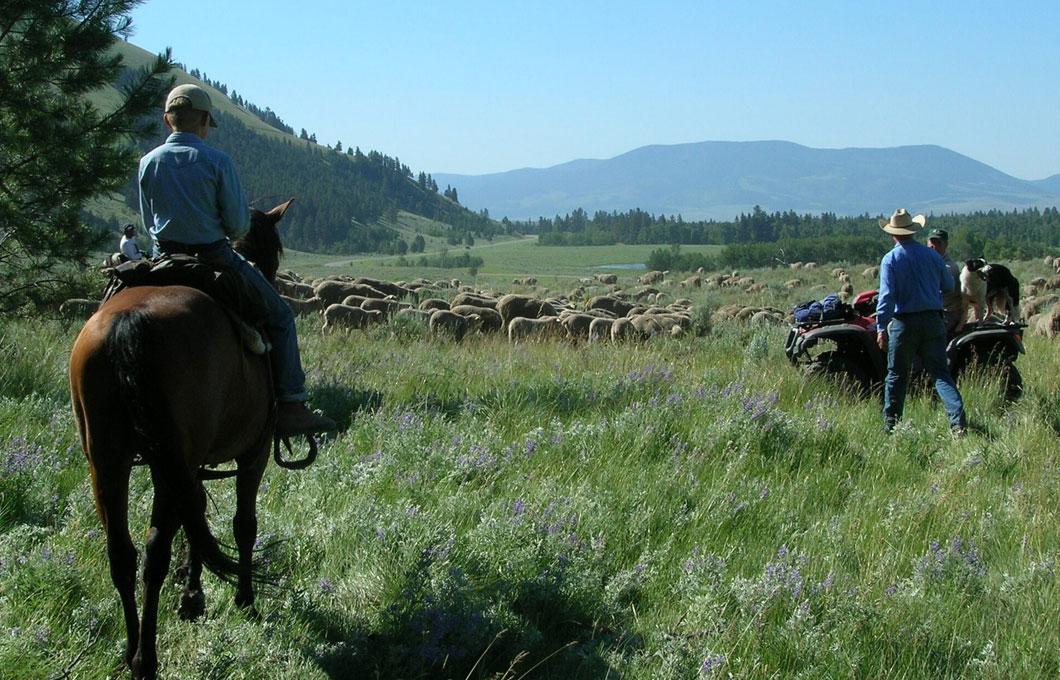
(164, 84), (218, 127)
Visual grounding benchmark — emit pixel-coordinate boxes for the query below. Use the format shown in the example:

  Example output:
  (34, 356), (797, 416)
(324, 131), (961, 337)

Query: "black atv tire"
(805, 351), (872, 397)
(952, 358), (1023, 403)
(1002, 362), (1023, 402)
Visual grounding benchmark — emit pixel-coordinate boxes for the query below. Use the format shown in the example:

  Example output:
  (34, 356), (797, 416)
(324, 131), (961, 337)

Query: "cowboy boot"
(276, 402), (337, 436)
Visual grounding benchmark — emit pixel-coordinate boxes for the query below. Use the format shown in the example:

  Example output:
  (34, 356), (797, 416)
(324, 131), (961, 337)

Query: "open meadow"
(283, 237), (724, 282)
(2, 251), (1060, 679)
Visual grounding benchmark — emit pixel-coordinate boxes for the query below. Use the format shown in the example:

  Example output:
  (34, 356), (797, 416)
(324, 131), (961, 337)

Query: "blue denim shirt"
(876, 239), (954, 328)
(138, 132), (248, 246)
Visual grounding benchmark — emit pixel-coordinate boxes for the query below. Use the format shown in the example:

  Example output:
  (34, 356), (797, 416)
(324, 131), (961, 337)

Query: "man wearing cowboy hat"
(875, 209), (967, 435)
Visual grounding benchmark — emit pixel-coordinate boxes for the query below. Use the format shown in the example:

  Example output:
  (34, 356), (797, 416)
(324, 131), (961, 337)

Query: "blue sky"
(128, 1), (1060, 179)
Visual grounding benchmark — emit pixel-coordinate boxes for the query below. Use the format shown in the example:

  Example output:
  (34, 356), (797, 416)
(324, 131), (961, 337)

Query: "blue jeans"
(201, 245), (308, 403)
(884, 311), (965, 430)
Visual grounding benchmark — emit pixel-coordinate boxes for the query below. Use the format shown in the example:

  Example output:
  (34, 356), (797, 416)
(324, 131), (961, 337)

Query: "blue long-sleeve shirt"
(138, 132), (248, 246)
(876, 239), (954, 329)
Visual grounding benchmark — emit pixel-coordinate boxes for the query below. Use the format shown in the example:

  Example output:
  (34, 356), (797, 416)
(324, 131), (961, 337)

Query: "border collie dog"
(960, 258), (1019, 324)
(983, 262), (1020, 323)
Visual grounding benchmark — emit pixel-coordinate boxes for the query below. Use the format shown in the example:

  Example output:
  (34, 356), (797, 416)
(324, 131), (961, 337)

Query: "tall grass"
(2, 265), (1059, 678)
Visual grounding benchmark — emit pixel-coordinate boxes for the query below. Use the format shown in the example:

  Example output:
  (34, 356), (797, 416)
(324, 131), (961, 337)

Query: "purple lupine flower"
(396, 412), (421, 432)
(700, 654), (727, 675)
(319, 578), (335, 594)
(2, 437), (45, 476)
(512, 499), (526, 516)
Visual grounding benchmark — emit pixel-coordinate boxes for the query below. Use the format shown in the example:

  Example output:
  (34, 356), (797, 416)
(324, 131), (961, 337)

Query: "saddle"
(101, 254), (270, 354)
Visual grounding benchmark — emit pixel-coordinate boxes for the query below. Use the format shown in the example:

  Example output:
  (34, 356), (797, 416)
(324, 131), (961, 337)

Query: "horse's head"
(235, 199), (293, 285)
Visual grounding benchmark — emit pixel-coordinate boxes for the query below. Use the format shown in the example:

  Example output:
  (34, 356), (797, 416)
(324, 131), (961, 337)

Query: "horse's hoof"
(131, 653), (157, 680)
(236, 599), (261, 621)
(178, 589), (206, 621)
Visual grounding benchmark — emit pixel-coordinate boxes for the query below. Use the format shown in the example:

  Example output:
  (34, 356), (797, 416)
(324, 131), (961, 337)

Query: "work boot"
(276, 401), (337, 437)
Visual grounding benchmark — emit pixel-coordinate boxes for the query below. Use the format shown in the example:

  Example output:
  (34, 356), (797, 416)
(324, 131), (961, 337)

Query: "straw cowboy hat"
(879, 208), (926, 236)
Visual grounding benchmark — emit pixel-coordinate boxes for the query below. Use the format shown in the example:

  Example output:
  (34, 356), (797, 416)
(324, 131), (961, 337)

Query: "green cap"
(927, 228), (948, 242)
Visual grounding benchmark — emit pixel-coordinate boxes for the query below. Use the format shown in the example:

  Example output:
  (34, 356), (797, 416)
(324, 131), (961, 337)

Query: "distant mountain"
(91, 40), (496, 253)
(1033, 174), (1060, 194)
(434, 141), (1060, 221)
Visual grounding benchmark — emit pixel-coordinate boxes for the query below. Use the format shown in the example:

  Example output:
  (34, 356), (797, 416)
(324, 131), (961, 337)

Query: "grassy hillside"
(3, 257), (1060, 678)
(86, 40), (498, 253)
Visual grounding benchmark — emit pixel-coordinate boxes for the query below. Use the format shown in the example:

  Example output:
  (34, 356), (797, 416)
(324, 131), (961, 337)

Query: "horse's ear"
(268, 199), (295, 221)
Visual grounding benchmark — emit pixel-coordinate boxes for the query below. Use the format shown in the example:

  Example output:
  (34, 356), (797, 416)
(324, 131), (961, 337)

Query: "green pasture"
(2, 258), (1060, 679)
(283, 239), (725, 285)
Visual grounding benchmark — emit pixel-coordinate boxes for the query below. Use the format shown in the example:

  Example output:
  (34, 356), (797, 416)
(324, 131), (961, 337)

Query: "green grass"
(282, 238), (725, 291)
(3, 259), (1060, 679)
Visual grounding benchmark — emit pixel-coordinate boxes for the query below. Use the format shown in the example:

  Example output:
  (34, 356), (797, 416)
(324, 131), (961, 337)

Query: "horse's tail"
(106, 308), (242, 582)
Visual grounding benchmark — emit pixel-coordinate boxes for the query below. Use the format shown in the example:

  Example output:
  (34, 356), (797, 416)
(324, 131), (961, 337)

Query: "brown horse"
(69, 201), (292, 680)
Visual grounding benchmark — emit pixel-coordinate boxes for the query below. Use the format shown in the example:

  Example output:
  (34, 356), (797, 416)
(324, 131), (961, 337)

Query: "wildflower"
(319, 578), (335, 594)
(512, 499), (526, 516)
(396, 412), (421, 432)
(700, 654), (727, 675)
(2, 436), (45, 476)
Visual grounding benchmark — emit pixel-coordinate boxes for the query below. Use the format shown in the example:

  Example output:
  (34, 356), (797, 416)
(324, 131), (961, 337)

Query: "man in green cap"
(926, 228), (963, 332)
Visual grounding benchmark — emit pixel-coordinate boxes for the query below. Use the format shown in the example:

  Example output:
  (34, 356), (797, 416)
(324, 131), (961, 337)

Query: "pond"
(594, 263), (647, 270)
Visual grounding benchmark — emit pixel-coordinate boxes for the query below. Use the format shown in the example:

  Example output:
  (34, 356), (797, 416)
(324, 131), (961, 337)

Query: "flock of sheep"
(276, 272), (700, 342)
(56, 255), (1060, 341)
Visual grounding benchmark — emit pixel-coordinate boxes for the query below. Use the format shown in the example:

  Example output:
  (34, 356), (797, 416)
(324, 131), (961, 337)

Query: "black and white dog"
(960, 258), (1020, 324)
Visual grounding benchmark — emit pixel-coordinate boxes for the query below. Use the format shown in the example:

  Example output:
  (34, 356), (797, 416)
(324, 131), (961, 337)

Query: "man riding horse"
(138, 84), (334, 436)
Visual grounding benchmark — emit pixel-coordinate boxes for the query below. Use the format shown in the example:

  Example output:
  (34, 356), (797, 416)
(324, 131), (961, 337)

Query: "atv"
(784, 290), (1026, 401)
